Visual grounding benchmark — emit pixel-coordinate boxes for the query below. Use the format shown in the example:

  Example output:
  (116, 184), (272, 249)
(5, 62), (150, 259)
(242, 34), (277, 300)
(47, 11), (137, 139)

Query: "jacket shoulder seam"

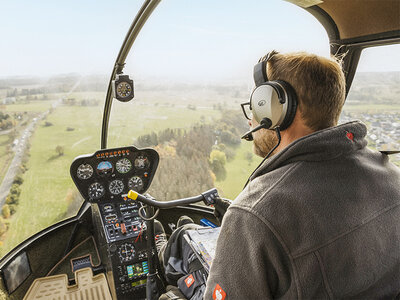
(314, 251), (334, 299)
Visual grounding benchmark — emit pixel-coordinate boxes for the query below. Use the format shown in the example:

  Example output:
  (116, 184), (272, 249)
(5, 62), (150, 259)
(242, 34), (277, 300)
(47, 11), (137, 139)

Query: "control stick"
(126, 188), (221, 300)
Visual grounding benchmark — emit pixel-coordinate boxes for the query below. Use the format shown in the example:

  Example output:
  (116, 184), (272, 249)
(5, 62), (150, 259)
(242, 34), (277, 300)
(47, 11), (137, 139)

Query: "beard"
(252, 128), (278, 158)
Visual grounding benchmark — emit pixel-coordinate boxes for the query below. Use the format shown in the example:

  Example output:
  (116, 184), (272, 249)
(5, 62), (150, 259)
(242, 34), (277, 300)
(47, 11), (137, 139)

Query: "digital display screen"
(132, 279), (147, 287)
(126, 261), (149, 279)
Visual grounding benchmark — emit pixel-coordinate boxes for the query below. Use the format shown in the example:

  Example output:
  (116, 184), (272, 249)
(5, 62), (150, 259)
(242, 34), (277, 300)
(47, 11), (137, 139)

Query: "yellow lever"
(127, 190), (138, 200)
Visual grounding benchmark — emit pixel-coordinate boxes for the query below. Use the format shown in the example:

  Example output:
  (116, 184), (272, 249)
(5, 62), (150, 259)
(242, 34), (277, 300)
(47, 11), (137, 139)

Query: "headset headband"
(253, 50), (278, 86)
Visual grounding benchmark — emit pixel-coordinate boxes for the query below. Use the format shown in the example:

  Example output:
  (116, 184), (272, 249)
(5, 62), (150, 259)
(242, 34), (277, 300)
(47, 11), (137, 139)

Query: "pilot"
(161, 51), (400, 299)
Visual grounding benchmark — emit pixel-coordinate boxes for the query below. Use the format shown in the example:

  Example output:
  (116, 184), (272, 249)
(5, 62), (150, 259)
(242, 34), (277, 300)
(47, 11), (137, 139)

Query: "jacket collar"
(249, 121), (368, 181)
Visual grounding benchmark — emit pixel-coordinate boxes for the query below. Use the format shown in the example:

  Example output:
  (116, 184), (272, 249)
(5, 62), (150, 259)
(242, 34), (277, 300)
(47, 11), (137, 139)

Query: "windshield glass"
(107, 0), (330, 201)
(341, 44), (400, 166)
(0, 1), (144, 257)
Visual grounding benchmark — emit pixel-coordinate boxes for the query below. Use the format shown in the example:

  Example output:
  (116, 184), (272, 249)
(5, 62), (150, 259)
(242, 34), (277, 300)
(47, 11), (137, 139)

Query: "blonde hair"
(267, 51), (346, 131)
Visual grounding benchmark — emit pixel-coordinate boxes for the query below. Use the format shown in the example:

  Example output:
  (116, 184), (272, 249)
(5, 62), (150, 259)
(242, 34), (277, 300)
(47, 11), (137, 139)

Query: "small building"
(3, 97), (16, 104)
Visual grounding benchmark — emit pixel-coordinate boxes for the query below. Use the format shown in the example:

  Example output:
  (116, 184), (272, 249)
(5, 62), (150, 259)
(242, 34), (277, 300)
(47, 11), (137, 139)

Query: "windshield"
(107, 0), (330, 201)
(8, 0), (392, 260)
(0, 1), (144, 257)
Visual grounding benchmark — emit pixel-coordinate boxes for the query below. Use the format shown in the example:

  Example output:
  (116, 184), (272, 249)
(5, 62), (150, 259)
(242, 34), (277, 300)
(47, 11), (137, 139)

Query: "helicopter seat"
(23, 267), (112, 300)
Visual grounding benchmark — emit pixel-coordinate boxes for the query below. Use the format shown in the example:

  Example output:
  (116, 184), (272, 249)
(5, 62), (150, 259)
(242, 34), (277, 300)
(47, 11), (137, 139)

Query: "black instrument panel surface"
(70, 146), (159, 203)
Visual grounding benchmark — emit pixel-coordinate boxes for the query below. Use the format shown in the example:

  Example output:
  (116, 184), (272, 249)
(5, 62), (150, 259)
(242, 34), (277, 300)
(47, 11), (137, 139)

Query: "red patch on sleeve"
(213, 284), (226, 300)
(346, 132), (354, 141)
(184, 274), (195, 288)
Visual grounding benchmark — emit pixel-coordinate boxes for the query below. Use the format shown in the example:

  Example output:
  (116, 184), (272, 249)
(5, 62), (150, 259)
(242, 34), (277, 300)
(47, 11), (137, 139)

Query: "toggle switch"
(121, 223), (127, 234)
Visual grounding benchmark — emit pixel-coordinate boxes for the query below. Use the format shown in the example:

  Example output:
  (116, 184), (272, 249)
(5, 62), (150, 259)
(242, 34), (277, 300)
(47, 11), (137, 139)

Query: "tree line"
(135, 110), (248, 200)
(0, 112), (15, 130)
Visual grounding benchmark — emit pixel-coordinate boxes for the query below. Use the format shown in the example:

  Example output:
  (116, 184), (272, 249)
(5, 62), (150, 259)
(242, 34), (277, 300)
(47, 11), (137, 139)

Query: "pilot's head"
(248, 51), (346, 157)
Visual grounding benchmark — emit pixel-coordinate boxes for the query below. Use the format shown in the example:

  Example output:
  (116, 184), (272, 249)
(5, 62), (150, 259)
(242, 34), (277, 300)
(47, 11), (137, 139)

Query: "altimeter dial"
(77, 164), (93, 180)
(88, 182), (105, 200)
(116, 158), (132, 174)
(128, 176), (144, 192)
(134, 155), (150, 170)
(109, 179), (124, 195)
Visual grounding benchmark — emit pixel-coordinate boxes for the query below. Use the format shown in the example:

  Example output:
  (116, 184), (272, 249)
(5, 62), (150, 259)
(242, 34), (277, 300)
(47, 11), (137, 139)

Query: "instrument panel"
(70, 146), (158, 299)
(70, 146), (159, 203)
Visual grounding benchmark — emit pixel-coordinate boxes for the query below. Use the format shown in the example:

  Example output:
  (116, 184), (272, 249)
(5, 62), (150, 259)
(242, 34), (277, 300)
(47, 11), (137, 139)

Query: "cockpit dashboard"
(70, 146), (159, 299)
(70, 146), (159, 203)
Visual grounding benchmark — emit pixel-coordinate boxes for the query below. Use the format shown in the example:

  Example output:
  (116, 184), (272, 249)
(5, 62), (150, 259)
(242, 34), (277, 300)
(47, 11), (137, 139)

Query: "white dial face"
(109, 179), (124, 195)
(116, 158), (132, 174)
(88, 182), (105, 200)
(77, 164), (93, 180)
(134, 155), (150, 169)
(118, 243), (136, 262)
(117, 82), (132, 98)
(128, 176), (144, 191)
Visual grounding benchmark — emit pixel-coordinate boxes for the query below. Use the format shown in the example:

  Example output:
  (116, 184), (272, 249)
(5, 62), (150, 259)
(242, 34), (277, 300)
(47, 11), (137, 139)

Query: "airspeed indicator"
(77, 164), (93, 180)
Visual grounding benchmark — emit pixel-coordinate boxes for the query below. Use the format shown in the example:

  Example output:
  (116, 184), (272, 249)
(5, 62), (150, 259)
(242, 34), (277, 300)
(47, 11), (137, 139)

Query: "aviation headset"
(250, 50), (298, 131)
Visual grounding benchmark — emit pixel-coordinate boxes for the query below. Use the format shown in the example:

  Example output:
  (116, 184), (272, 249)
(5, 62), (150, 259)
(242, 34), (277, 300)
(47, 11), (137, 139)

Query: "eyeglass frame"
(240, 101), (252, 120)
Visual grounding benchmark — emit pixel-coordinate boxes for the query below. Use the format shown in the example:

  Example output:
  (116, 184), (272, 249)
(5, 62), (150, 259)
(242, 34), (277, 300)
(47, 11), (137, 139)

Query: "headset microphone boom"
(241, 118), (272, 141)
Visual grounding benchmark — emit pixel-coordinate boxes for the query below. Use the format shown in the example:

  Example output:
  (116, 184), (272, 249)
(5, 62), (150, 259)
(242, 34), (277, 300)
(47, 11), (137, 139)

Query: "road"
(0, 79), (81, 209)
(0, 115), (41, 208)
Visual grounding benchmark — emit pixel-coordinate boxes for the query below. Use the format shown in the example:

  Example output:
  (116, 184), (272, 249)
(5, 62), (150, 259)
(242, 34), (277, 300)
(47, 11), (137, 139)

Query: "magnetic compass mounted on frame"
(112, 74), (134, 102)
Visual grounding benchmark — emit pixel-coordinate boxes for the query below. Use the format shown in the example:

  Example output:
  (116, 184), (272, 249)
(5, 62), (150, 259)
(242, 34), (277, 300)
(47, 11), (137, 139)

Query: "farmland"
(0, 72), (399, 256)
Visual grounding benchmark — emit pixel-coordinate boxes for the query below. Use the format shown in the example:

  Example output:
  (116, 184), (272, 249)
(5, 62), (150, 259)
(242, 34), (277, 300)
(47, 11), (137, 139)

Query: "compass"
(112, 74), (134, 102)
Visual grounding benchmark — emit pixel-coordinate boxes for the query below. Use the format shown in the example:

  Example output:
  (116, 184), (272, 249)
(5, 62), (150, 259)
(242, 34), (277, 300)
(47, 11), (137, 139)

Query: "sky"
(0, 0), (399, 81)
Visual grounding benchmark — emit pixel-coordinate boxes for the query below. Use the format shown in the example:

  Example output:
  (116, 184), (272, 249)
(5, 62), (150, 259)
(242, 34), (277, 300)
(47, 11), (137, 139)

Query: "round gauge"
(116, 82), (132, 98)
(116, 158), (132, 174)
(97, 161), (113, 176)
(118, 243), (136, 262)
(88, 182), (105, 200)
(134, 155), (150, 170)
(77, 164), (93, 180)
(109, 179), (124, 195)
(128, 176), (144, 191)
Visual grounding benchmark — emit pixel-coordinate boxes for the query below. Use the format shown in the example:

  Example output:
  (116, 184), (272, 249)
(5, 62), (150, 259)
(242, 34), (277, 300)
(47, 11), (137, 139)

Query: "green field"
(3, 100), (54, 113)
(1, 94), (399, 256)
(0, 105), (101, 256)
(0, 95), (223, 256)
(216, 142), (263, 199)
(107, 101), (221, 147)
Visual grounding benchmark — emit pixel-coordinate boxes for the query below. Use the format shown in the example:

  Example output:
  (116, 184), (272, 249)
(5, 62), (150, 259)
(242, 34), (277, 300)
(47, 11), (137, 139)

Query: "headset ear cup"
(249, 80), (297, 130)
(274, 80), (297, 131)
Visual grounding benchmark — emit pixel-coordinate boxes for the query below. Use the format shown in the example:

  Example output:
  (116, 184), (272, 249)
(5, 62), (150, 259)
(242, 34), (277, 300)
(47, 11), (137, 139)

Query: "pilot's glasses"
(241, 102), (252, 120)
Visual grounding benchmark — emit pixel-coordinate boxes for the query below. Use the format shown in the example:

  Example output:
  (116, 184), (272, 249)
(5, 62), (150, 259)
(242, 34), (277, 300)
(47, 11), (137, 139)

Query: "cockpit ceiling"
(289, 0), (400, 41)
(320, 0), (399, 40)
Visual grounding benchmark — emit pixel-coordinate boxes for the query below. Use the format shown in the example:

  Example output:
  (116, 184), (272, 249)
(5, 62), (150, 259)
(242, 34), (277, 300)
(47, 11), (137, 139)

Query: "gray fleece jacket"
(204, 121), (400, 299)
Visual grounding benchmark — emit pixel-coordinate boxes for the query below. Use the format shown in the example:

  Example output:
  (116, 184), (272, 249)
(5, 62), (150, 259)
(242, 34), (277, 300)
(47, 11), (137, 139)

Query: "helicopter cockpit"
(0, 0), (399, 299)
(70, 146), (158, 298)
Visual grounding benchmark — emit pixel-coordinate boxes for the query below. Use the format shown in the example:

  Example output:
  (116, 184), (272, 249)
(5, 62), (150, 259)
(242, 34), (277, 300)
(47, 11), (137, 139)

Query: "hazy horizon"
(1, 0), (399, 80)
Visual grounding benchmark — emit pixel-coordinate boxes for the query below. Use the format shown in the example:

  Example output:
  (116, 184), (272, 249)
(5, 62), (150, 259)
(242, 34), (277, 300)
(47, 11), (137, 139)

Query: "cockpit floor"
(23, 267), (112, 300)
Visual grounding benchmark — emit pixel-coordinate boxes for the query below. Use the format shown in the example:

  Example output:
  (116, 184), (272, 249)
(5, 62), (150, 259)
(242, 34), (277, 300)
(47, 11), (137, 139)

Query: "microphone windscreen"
(241, 131), (254, 141)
